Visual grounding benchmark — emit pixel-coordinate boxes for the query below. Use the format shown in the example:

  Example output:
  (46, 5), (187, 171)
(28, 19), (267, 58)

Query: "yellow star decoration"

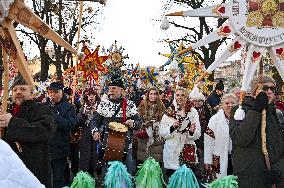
(159, 41), (196, 73)
(179, 54), (213, 95)
(0, 0), (77, 86)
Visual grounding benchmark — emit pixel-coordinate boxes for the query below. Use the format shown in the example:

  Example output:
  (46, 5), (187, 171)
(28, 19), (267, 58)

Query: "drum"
(103, 122), (128, 161)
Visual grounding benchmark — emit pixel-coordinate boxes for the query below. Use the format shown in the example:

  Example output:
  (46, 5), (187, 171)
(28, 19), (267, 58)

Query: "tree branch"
(169, 21), (199, 35)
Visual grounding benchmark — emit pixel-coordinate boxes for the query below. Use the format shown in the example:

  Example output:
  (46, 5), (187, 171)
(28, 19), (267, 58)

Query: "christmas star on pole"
(159, 41), (192, 73)
(78, 45), (108, 81)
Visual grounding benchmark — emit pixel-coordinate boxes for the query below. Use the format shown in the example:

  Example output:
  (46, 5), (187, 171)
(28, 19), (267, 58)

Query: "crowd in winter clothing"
(0, 74), (284, 188)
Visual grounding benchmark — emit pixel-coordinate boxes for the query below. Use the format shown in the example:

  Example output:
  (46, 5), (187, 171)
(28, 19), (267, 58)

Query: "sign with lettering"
(230, 0), (284, 47)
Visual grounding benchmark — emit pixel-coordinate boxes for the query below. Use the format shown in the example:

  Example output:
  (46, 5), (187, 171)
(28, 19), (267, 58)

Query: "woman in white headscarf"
(204, 93), (237, 179)
(0, 139), (45, 188)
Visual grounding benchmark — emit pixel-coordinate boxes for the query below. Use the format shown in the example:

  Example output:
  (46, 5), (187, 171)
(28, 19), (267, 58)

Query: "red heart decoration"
(276, 48), (283, 55)
(253, 51), (261, 60)
(217, 6), (225, 14)
(233, 41), (242, 49)
(222, 26), (231, 33)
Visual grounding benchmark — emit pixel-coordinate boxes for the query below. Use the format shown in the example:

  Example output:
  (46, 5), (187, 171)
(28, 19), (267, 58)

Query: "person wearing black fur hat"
(0, 73), (55, 188)
(207, 80), (224, 114)
(90, 75), (142, 177)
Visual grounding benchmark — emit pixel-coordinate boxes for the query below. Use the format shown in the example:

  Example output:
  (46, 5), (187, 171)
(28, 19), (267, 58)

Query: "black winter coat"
(230, 96), (284, 188)
(4, 100), (55, 188)
(77, 102), (100, 172)
(207, 91), (222, 114)
(46, 95), (78, 160)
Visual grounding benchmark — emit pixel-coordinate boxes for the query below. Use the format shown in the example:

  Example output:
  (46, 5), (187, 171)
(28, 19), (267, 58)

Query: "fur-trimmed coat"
(159, 105), (201, 170)
(204, 109), (232, 179)
(136, 103), (165, 163)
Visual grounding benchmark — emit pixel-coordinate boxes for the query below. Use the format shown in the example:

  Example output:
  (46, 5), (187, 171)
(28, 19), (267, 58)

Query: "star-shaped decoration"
(78, 44), (108, 81)
(0, 0), (77, 86)
(164, 0), (284, 93)
(141, 67), (159, 86)
(105, 40), (129, 68)
(159, 41), (193, 73)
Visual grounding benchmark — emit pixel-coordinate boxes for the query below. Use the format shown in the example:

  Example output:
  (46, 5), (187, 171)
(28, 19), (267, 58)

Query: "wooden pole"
(72, 2), (83, 104)
(259, 60), (276, 188)
(0, 50), (9, 138)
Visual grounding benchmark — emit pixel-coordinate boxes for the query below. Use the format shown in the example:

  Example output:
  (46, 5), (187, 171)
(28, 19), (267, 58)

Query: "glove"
(265, 168), (281, 185)
(253, 92), (269, 112)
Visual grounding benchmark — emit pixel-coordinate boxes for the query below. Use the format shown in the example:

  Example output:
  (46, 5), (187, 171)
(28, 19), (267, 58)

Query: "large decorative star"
(164, 0), (284, 92)
(0, 0), (77, 86)
(78, 45), (108, 81)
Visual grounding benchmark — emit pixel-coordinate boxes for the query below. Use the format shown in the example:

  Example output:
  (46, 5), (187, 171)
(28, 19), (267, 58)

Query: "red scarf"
(11, 104), (21, 116)
(122, 98), (127, 123)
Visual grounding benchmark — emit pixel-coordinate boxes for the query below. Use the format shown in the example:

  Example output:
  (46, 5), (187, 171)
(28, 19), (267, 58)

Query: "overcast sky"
(21, 0), (240, 68)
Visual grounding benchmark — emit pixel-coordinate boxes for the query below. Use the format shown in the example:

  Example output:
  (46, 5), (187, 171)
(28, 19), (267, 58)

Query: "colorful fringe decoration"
(204, 175), (238, 188)
(104, 161), (133, 188)
(135, 157), (165, 188)
(167, 165), (200, 188)
(70, 171), (95, 188)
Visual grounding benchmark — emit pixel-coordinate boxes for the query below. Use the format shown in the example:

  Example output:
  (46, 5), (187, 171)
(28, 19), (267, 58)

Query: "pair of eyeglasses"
(262, 86), (276, 93)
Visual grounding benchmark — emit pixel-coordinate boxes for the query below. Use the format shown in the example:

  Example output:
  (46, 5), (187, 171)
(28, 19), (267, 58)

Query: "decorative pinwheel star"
(141, 67), (159, 86)
(159, 41), (194, 73)
(164, 0), (284, 92)
(78, 44), (108, 81)
(0, 0), (77, 86)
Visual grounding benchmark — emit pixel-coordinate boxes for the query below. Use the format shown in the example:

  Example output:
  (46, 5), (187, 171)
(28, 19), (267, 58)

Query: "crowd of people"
(0, 73), (284, 188)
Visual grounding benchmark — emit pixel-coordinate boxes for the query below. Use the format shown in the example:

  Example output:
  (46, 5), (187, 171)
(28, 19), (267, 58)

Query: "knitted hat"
(189, 85), (205, 101)
(109, 75), (124, 89)
(215, 80), (224, 91)
(250, 75), (276, 95)
(11, 73), (28, 88)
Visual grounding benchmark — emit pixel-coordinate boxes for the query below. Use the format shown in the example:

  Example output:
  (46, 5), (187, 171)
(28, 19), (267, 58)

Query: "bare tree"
(16, 0), (102, 82)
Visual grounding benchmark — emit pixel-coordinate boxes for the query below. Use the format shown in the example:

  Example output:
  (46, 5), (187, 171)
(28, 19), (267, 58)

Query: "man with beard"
(0, 74), (55, 188)
(45, 81), (77, 188)
(91, 75), (142, 175)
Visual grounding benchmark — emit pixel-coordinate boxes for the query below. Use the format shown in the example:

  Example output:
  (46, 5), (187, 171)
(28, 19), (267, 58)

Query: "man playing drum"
(90, 75), (142, 174)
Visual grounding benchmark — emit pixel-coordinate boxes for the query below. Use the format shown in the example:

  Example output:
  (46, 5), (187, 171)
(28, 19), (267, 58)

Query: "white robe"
(0, 139), (45, 188)
(159, 107), (201, 170)
(204, 109), (232, 179)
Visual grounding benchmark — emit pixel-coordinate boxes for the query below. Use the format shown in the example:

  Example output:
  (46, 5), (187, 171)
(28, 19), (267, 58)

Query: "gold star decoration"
(159, 41), (195, 73)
